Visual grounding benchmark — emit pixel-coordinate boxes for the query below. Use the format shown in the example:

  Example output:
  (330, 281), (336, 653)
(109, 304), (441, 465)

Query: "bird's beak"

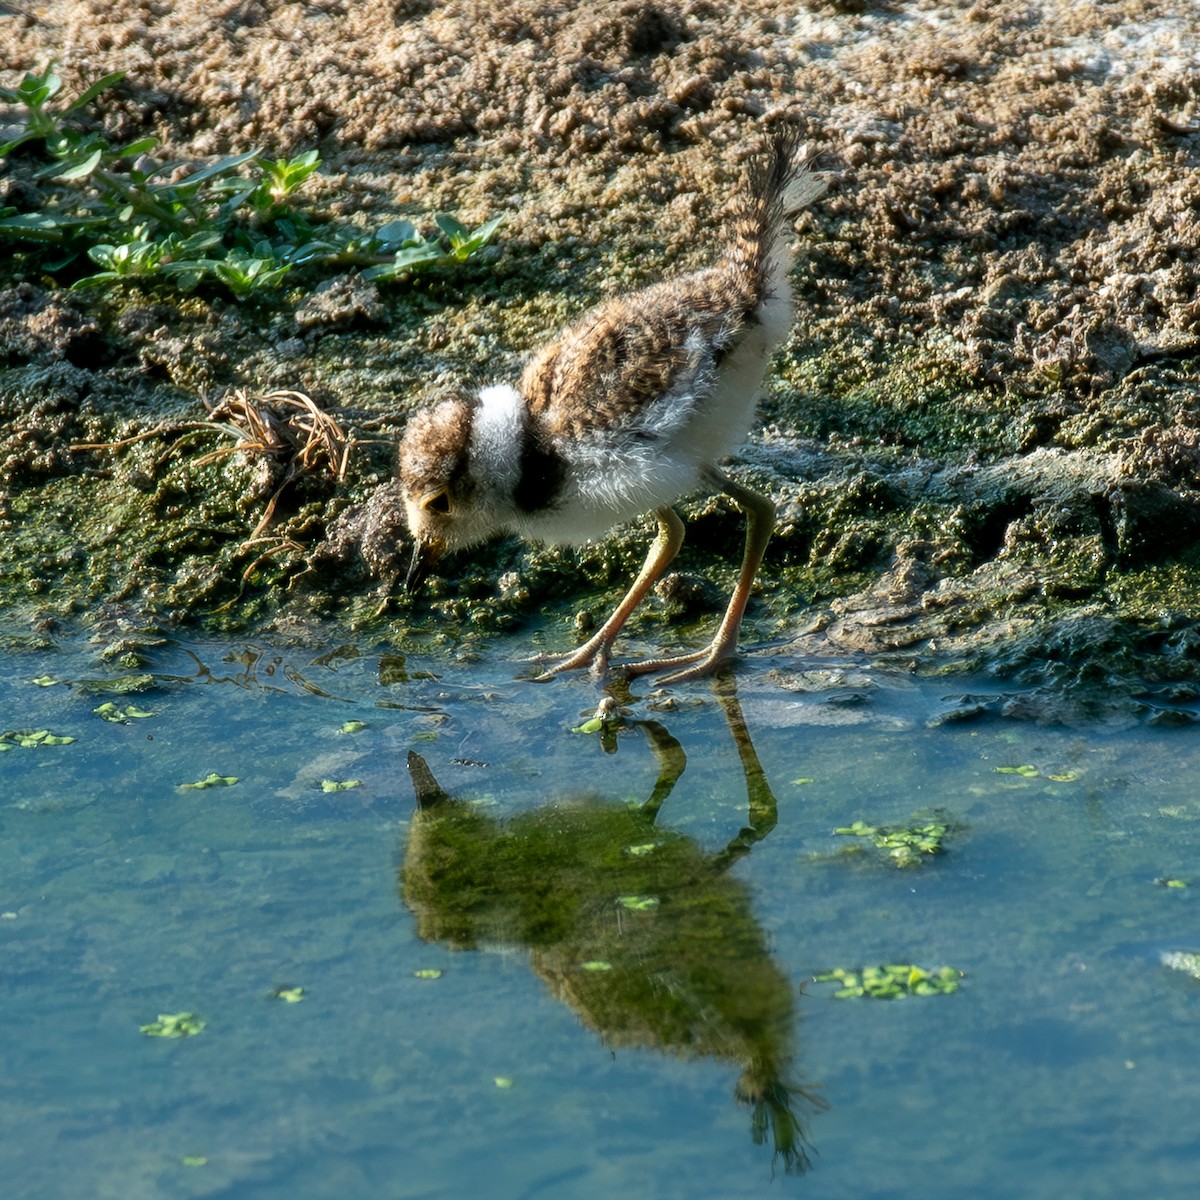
(404, 537), (444, 595)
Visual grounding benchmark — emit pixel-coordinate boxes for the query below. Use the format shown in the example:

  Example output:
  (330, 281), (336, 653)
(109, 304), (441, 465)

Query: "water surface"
(3, 636), (1198, 1198)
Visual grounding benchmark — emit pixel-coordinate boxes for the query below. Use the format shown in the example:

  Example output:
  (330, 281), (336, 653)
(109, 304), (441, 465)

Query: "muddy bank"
(1, 1), (1199, 702)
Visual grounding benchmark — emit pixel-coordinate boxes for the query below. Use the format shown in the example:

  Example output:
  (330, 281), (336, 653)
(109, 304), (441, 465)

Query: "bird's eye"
(424, 490), (451, 515)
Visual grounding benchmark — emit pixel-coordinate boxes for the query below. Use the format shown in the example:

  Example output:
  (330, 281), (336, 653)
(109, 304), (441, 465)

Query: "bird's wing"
(520, 271), (744, 443)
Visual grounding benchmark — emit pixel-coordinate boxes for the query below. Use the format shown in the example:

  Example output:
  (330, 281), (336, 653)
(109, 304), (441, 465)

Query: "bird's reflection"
(401, 681), (825, 1174)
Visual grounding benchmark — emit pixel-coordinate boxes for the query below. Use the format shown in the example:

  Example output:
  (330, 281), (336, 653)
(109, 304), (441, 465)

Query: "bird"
(398, 131), (827, 684)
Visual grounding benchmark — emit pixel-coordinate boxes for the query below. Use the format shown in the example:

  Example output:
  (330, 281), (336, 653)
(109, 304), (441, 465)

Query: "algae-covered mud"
(2, 1), (1199, 695)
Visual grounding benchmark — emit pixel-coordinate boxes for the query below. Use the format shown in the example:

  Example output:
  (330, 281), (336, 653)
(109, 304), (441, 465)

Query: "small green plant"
(832, 815), (954, 868)
(140, 1011), (206, 1037)
(320, 778), (361, 792)
(0, 64), (503, 296)
(812, 964), (962, 1000)
(180, 772), (239, 789)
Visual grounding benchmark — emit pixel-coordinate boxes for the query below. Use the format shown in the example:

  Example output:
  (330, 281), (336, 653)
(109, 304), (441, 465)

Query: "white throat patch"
(470, 383), (525, 501)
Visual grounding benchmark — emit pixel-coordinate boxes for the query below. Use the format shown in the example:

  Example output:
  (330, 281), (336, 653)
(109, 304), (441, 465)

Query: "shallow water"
(3, 635), (1199, 1199)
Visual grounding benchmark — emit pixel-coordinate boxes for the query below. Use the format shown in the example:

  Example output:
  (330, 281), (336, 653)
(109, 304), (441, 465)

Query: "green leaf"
(467, 214), (504, 247)
(494, 1076), (515, 1089)
(996, 764), (1039, 777)
(53, 146), (104, 181)
(375, 219), (418, 245)
(180, 1156), (208, 1167)
(178, 148), (262, 189)
(617, 895), (660, 912)
(581, 961), (613, 971)
(434, 213), (469, 242)
(320, 779), (361, 792)
(63, 70), (126, 114)
(340, 720), (367, 733)
(413, 968), (443, 980)
(0, 132), (40, 158)
(271, 985), (306, 1003)
(10, 66), (62, 109)
(116, 135), (158, 159)
(571, 717), (605, 734)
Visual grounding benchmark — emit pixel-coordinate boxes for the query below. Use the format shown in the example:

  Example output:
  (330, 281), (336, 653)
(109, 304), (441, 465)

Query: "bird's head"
(398, 393), (506, 593)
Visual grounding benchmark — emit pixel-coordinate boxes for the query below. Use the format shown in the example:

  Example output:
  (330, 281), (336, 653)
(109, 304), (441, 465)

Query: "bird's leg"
(535, 506), (685, 680)
(624, 470), (775, 685)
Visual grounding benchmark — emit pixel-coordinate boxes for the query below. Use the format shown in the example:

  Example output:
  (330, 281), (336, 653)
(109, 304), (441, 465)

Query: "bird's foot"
(530, 640), (611, 682)
(622, 643), (737, 685)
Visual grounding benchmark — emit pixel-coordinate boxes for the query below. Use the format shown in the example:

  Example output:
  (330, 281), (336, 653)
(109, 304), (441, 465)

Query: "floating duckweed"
(1, 729), (76, 748)
(812, 964), (962, 1000)
(1157, 877), (1189, 889)
(494, 1077), (515, 1089)
(340, 720), (367, 733)
(1046, 771), (1079, 782)
(626, 842), (660, 857)
(995, 765), (1039, 777)
(1161, 951), (1200, 978)
(180, 772), (239, 789)
(93, 701), (156, 723)
(30, 675), (59, 687)
(413, 968), (443, 980)
(320, 779), (361, 792)
(180, 1156), (208, 1168)
(833, 817), (952, 867)
(792, 777), (816, 786)
(140, 1011), (206, 1037)
(271, 985), (306, 1003)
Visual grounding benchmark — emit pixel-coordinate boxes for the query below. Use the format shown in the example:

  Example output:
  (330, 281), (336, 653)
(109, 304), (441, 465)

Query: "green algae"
(1, 189), (1198, 699)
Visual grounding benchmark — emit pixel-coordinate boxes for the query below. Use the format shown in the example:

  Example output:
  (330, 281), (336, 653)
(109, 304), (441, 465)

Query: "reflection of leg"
(710, 676), (779, 874)
(715, 675), (778, 839)
(536, 507), (685, 680)
(624, 470), (775, 684)
(635, 720), (687, 822)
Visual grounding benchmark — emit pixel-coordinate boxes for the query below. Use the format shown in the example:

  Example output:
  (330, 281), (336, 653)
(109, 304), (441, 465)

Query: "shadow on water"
(400, 679), (828, 1176)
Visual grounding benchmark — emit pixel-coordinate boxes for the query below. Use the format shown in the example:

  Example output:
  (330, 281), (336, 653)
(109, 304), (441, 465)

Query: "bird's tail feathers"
(723, 131), (828, 309)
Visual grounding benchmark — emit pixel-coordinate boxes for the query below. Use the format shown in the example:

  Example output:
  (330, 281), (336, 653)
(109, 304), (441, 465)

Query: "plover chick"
(399, 132), (827, 684)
